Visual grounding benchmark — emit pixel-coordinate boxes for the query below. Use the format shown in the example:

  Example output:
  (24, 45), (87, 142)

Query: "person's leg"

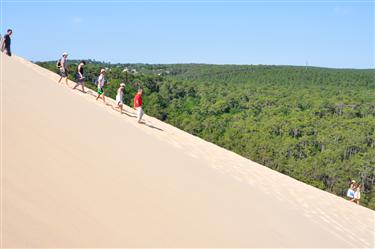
(137, 107), (144, 122)
(102, 90), (106, 103)
(120, 104), (123, 113)
(136, 107), (140, 121)
(5, 47), (11, 56)
(65, 77), (69, 86)
(58, 70), (62, 83)
(140, 107), (144, 120)
(72, 83), (78, 89)
(81, 83), (86, 92)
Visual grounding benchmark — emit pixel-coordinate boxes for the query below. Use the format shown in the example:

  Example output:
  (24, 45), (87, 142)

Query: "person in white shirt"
(96, 69), (109, 103)
(58, 52), (69, 86)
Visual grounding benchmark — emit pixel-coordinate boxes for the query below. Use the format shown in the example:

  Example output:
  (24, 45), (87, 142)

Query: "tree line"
(37, 60), (375, 210)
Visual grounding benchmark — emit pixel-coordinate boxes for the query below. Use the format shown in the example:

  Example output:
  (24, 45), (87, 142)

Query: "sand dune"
(1, 54), (374, 248)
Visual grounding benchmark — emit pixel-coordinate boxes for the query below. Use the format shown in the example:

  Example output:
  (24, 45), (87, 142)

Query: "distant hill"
(37, 60), (375, 210)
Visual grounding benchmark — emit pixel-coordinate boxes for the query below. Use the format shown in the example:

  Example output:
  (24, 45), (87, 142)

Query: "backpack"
(56, 58), (61, 68)
(93, 77), (99, 85)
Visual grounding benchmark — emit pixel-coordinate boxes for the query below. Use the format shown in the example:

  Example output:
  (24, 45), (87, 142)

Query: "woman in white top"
(114, 83), (125, 113)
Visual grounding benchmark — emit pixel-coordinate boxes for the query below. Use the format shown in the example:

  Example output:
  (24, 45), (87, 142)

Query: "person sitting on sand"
(72, 60), (86, 92)
(58, 52), (69, 86)
(133, 88), (144, 123)
(96, 69), (109, 103)
(114, 83), (126, 113)
(354, 184), (361, 205)
(347, 180), (356, 202)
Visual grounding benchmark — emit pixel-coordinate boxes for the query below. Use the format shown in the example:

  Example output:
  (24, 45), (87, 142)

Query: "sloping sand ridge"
(1, 54), (374, 247)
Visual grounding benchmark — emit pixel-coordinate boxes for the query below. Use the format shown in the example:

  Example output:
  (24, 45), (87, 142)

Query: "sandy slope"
(1, 54), (374, 248)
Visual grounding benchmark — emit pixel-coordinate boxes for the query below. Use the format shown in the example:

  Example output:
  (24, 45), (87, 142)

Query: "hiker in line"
(72, 60), (86, 92)
(58, 52), (69, 86)
(96, 69), (109, 103)
(354, 184), (361, 205)
(347, 180), (356, 202)
(1, 29), (13, 56)
(114, 83), (126, 113)
(133, 88), (144, 123)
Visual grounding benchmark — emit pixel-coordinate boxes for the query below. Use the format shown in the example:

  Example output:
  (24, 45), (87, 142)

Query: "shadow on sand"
(75, 87), (164, 132)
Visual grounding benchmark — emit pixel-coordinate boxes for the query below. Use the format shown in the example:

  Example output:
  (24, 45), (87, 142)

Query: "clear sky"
(1, 0), (374, 68)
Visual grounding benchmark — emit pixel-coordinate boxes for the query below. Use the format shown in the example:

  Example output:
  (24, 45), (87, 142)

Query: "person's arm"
(77, 64), (83, 77)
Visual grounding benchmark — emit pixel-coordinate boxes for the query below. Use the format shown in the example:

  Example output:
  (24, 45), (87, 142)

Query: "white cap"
(62, 52), (68, 56)
(120, 83), (125, 87)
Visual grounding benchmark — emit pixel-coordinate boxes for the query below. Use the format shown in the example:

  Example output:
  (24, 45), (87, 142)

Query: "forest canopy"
(37, 60), (375, 210)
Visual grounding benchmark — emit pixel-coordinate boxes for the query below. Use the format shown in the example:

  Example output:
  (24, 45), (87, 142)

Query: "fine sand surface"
(1, 54), (374, 248)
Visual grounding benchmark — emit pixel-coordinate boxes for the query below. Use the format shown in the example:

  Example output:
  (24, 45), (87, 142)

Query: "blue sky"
(1, 0), (374, 68)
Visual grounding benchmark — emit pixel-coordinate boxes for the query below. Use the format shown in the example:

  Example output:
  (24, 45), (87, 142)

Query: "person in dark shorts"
(58, 52), (69, 86)
(72, 60), (86, 92)
(2, 29), (13, 56)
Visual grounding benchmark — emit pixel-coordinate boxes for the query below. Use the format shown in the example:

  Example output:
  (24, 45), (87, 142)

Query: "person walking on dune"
(114, 83), (126, 113)
(58, 52), (69, 86)
(72, 60), (86, 92)
(1, 29), (13, 56)
(96, 69), (109, 103)
(354, 184), (361, 205)
(347, 180), (356, 202)
(133, 88), (144, 123)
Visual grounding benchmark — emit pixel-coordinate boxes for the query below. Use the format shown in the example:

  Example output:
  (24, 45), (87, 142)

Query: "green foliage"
(37, 60), (375, 210)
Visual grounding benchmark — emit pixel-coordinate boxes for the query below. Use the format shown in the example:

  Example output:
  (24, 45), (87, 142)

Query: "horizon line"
(33, 58), (375, 70)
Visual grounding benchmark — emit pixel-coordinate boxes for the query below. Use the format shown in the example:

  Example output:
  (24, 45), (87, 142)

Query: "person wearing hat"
(114, 83), (126, 113)
(96, 68), (109, 103)
(58, 52), (69, 86)
(347, 180), (356, 201)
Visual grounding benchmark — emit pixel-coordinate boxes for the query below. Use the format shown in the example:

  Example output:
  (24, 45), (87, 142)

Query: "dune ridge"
(2, 54), (374, 248)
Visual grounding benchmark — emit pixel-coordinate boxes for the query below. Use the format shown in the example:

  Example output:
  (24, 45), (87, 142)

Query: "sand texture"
(2, 54), (374, 248)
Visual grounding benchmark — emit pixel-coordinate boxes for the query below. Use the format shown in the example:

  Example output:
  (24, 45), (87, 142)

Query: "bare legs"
(96, 91), (106, 103)
(72, 82), (86, 93)
(136, 107), (144, 123)
(58, 76), (69, 87)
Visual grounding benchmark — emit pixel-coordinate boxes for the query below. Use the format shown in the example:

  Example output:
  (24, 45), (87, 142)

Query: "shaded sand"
(1, 54), (374, 248)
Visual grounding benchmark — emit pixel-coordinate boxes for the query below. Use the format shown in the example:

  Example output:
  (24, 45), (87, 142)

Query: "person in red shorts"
(133, 88), (144, 123)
